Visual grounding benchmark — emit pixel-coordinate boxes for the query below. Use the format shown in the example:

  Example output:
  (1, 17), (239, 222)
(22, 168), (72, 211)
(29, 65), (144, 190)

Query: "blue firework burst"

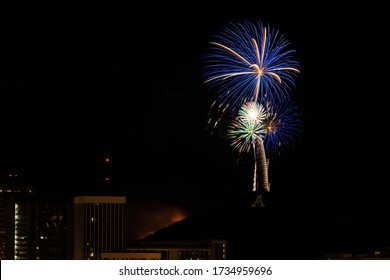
(202, 20), (300, 115)
(262, 99), (302, 156)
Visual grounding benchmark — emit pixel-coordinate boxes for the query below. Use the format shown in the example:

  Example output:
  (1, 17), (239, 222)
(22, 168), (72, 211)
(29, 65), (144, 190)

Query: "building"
(100, 239), (227, 260)
(0, 184), (37, 260)
(35, 195), (73, 259)
(74, 195), (126, 259)
(1, 174), (73, 260)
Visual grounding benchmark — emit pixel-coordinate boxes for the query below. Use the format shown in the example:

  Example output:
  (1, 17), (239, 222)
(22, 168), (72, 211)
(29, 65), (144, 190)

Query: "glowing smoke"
(125, 199), (188, 243)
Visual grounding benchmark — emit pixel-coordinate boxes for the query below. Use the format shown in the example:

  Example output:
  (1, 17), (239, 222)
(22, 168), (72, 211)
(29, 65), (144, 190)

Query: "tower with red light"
(104, 156), (111, 191)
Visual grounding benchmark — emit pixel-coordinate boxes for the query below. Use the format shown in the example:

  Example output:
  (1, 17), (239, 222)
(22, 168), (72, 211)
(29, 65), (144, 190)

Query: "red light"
(105, 157), (110, 163)
(105, 177), (110, 181)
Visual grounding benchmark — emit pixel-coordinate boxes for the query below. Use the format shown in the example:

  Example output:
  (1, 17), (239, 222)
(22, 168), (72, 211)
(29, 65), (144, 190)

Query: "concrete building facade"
(74, 196), (126, 259)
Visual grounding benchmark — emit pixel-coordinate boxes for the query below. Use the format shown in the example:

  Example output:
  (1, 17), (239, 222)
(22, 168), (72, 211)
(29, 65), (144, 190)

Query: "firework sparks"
(202, 20), (300, 117)
(227, 101), (266, 154)
(203, 20), (301, 194)
(263, 99), (302, 156)
(227, 102), (270, 191)
(228, 117), (263, 153)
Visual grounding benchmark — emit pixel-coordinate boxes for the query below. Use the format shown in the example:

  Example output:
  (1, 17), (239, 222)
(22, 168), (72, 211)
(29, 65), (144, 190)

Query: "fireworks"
(227, 99), (301, 154)
(263, 99), (302, 156)
(202, 20), (300, 115)
(227, 102), (269, 191)
(227, 101), (266, 154)
(202, 20), (302, 194)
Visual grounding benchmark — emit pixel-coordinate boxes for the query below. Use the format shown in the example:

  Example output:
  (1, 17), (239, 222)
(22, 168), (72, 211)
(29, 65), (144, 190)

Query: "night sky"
(1, 4), (388, 239)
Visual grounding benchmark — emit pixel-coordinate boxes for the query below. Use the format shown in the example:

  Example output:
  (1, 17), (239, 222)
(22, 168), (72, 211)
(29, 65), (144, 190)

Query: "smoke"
(125, 199), (188, 244)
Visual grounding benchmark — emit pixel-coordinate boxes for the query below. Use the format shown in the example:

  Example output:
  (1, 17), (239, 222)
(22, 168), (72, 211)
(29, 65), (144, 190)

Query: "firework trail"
(227, 102), (270, 191)
(259, 98), (302, 191)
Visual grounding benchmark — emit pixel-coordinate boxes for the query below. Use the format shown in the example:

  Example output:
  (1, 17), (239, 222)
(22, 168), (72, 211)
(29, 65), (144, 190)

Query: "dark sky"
(1, 4), (388, 219)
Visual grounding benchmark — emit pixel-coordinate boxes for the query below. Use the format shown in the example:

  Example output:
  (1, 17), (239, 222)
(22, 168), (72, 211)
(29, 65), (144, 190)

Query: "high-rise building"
(73, 196), (126, 259)
(0, 184), (37, 260)
(1, 172), (74, 260)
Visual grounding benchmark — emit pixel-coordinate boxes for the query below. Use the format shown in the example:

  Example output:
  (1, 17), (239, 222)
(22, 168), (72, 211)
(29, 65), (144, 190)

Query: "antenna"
(104, 156), (111, 191)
